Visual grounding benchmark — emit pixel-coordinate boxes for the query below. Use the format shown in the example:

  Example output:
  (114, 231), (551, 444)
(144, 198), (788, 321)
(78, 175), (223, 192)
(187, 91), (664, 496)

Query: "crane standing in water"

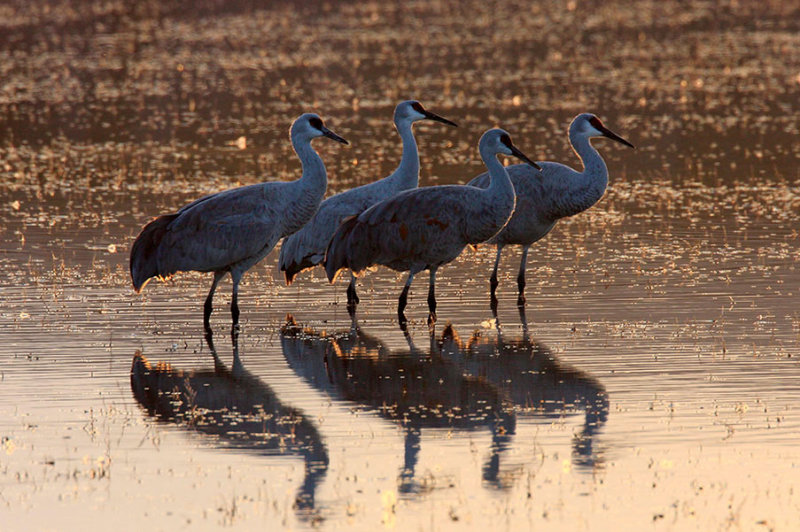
(130, 113), (348, 332)
(279, 100), (457, 310)
(467, 113), (634, 307)
(325, 128), (539, 325)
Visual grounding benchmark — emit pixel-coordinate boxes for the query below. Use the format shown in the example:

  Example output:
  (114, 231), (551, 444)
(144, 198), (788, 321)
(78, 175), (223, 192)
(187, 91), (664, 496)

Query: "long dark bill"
(322, 127), (349, 145)
(423, 109), (458, 127)
(597, 123), (634, 148)
(502, 135), (541, 170)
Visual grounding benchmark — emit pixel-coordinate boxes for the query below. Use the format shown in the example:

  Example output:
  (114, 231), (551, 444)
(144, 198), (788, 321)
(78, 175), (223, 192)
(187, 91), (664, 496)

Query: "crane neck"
(562, 132), (610, 215)
(481, 149), (514, 201)
(282, 134), (330, 236)
(386, 119), (420, 188)
(571, 132), (609, 185)
(466, 143), (517, 243)
(293, 135), (328, 192)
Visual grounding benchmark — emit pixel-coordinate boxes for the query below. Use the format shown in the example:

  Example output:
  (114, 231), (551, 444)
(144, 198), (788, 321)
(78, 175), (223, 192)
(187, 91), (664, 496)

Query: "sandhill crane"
(467, 113), (634, 307)
(130, 113), (348, 332)
(325, 128), (539, 325)
(279, 100), (456, 311)
(131, 332), (328, 512)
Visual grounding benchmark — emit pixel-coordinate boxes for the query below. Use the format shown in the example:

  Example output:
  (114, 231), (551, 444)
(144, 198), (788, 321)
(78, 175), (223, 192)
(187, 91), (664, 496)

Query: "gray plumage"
(130, 113), (348, 331)
(279, 100), (456, 309)
(467, 113), (634, 306)
(325, 128), (539, 325)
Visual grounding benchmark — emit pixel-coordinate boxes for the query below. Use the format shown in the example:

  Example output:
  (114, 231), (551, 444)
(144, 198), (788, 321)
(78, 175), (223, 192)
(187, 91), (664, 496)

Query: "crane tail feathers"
(324, 215), (361, 283)
(133, 277), (151, 293)
(327, 267), (343, 284)
(281, 256), (319, 286)
(280, 236), (324, 286)
(130, 213), (178, 292)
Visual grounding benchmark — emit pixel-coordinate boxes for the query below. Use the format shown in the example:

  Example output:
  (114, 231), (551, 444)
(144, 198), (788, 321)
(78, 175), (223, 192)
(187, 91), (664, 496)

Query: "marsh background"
(1, 1), (799, 530)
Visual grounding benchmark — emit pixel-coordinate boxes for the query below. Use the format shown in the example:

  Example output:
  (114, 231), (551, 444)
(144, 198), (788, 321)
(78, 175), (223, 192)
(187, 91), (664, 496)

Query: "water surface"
(2, 1), (799, 530)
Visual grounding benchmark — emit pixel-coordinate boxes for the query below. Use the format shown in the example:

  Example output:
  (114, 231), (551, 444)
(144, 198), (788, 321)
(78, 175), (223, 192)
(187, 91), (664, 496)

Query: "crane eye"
(309, 117), (324, 130)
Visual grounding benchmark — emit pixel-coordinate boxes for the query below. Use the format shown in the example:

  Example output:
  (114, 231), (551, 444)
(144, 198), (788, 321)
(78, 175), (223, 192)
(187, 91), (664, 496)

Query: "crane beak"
(599, 125), (634, 149)
(322, 127), (349, 145)
(422, 109), (458, 127)
(509, 144), (541, 171)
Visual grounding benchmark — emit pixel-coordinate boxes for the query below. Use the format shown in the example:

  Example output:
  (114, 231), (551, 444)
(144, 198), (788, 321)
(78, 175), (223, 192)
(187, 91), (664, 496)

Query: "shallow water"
(2, 1), (800, 530)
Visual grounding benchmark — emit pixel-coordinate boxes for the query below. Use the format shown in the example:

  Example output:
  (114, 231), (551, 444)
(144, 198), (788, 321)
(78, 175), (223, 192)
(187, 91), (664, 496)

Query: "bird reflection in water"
(443, 307), (609, 468)
(130, 332), (328, 517)
(281, 315), (514, 493)
(281, 308), (608, 493)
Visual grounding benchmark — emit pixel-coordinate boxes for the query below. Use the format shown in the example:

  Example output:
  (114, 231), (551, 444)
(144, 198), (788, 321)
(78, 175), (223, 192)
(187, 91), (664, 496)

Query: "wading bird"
(130, 113), (348, 332)
(467, 113), (634, 307)
(325, 128), (539, 325)
(279, 100), (457, 310)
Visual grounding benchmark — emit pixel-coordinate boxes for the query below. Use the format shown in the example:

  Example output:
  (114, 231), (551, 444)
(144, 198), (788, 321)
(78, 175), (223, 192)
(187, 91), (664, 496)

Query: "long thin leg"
(400, 321), (415, 350)
(483, 415), (515, 485)
(230, 270), (242, 333)
(517, 245), (529, 306)
(204, 271), (226, 333)
(490, 245), (503, 311)
(230, 324), (243, 375)
(427, 267), (438, 326)
(204, 328), (226, 373)
(398, 272), (415, 325)
(517, 304), (530, 340)
(398, 427), (422, 493)
(346, 272), (360, 313)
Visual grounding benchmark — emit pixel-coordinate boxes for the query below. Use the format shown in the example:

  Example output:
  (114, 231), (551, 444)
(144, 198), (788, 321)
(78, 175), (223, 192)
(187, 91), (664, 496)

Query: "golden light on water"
(1, 0), (799, 530)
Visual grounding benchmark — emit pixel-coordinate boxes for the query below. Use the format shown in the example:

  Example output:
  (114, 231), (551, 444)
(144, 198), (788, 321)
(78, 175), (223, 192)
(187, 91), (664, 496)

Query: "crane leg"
(346, 273), (360, 312)
(398, 272), (415, 325)
(230, 271), (242, 332)
(427, 268), (437, 326)
(517, 304), (530, 338)
(490, 246), (503, 311)
(517, 245), (529, 306)
(204, 271), (226, 333)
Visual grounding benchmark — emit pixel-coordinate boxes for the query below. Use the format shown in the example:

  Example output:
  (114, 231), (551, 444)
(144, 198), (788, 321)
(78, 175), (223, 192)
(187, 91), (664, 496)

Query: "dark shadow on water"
(452, 307), (609, 469)
(280, 309), (608, 493)
(130, 331), (328, 521)
(281, 314), (514, 493)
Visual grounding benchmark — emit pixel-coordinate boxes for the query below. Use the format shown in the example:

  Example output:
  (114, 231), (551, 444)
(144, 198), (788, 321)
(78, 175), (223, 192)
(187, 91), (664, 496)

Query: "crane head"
(396, 100), (458, 127)
(481, 128), (541, 170)
(575, 113), (635, 148)
(293, 113), (349, 145)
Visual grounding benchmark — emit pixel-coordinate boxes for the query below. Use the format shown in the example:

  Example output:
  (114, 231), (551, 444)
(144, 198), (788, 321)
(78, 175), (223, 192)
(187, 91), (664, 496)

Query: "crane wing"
(279, 189), (378, 283)
(329, 186), (478, 276)
(469, 162), (580, 222)
(157, 184), (285, 276)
